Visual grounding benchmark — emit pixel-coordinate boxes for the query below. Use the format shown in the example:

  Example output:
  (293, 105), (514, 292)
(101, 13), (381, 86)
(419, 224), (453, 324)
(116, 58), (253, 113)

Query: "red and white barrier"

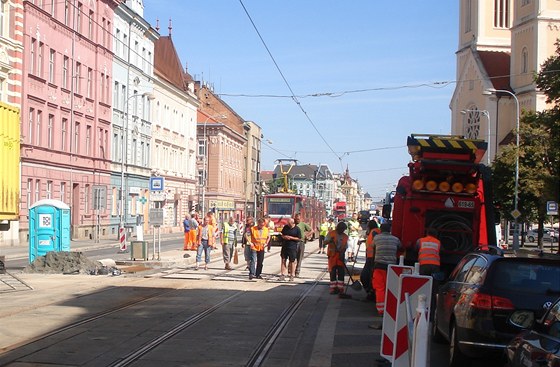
(392, 273), (432, 367)
(380, 263), (413, 362)
(411, 294), (429, 367)
(119, 226), (127, 251)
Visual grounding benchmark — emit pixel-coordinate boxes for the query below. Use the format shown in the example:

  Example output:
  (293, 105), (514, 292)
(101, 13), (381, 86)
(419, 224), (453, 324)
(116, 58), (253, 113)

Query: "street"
(0, 235), (515, 366)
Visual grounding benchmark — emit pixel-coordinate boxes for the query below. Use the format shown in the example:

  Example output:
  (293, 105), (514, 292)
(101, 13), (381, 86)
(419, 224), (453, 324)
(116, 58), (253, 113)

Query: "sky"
(143, 1), (459, 201)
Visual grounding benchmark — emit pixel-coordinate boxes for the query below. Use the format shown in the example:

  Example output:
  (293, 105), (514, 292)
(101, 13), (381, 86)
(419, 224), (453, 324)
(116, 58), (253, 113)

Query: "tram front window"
(267, 198), (294, 216)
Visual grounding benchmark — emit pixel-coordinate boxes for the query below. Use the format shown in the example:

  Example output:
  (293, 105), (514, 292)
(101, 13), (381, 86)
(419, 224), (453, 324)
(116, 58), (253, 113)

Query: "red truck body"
(389, 135), (497, 270)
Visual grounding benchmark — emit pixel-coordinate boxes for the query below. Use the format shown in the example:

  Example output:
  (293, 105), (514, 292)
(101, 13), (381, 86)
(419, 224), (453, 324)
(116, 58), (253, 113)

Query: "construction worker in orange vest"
(416, 228), (441, 276)
(363, 220), (381, 297)
(325, 221), (348, 295)
(416, 227), (441, 320)
(249, 218), (270, 280)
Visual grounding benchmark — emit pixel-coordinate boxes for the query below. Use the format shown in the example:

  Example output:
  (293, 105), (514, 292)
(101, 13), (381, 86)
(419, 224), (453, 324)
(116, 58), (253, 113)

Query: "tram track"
(0, 247), (331, 366)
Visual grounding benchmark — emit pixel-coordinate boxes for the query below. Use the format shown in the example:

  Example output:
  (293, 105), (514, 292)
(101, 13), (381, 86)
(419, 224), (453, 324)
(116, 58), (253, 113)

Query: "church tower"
(450, 0), (560, 163)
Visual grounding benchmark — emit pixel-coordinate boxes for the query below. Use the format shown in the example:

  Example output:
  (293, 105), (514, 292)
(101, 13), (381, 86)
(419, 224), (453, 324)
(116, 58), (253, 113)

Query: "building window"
(61, 117), (67, 151)
(101, 17), (106, 47)
(35, 180), (41, 203)
(0, 78), (3, 102)
(198, 139), (206, 156)
(522, 47), (528, 74)
(74, 122), (80, 154)
(121, 85), (126, 109)
(48, 49), (55, 84)
(0, 2), (5, 38)
(61, 182), (66, 203)
(84, 184), (90, 212)
(50, 0), (55, 17)
(494, 0), (510, 29)
(122, 33), (127, 58)
(522, 0), (530, 5)
(113, 81), (119, 108)
(27, 179), (32, 208)
(112, 132), (119, 162)
(28, 108), (34, 144)
(115, 29), (120, 55)
(64, 0), (70, 26)
(132, 138), (137, 165)
(62, 56), (69, 89)
(37, 42), (44, 78)
(88, 10), (93, 39)
(74, 62), (81, 94)
(47, 114), (53, 149)
(464, 107), (481, 139)
(100, 72), (105, 102)
(76, 2), (82, 33)
(46, 181), (52, 199)
(141, 47), (146, 71)
(36, 111), (42, 145)
(134, 41), (139, 65)
(105, 74), (110, 104)
(86, 125), (91, 155)
(30, 38), (36, 74)
(87, 68), (92, 98)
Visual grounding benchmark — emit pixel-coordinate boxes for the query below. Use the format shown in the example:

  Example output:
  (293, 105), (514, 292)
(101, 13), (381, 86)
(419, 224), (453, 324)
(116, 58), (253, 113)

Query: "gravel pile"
(23, 251), (116, 275)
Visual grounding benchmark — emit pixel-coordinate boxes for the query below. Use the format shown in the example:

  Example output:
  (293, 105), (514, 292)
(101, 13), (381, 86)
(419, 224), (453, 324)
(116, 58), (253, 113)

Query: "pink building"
(20, 0), (118, 242)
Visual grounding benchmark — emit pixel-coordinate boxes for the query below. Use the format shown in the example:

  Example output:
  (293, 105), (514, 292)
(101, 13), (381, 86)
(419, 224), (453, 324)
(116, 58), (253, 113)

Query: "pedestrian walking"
(220, 217), (238, 270)
(249, 218), (270, 280)
(183, 215), (191, 251)
(242, 216), (254, 271)
(318, 218), (330, 254)
(294, 213), (311, 278)
(362, 219), (381, 297)
(325, 222), (348, 295)
(372, 222), (402, 316)
(280, 218), (301, 281)
(195, 216), (217, 271)
(188, 213), (199, 250)
(347, 213), (360, 262)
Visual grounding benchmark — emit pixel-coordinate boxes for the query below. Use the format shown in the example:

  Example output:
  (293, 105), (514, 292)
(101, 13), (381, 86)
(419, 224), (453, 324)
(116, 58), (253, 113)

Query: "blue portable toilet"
(29, 199), (71, 263)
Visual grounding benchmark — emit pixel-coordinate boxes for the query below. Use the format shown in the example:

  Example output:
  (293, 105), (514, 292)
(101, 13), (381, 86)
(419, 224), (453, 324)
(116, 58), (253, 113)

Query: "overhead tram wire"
(238, 0), (345, 171)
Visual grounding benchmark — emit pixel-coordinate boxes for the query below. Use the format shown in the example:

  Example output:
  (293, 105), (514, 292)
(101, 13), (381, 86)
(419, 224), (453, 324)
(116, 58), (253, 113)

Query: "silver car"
(525, 228), (558, 242)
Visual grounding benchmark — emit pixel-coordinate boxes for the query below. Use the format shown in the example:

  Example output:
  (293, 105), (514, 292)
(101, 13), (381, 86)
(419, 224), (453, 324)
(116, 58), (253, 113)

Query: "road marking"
(308, 292), (341, 367)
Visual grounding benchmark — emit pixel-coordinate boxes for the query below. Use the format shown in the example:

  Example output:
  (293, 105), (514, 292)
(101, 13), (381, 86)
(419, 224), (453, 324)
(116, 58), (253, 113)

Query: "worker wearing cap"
(325, 222), (348, 295)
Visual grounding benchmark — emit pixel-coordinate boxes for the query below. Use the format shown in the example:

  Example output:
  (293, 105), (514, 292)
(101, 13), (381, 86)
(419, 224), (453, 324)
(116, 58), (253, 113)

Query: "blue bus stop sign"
(547, 201), (558, 216)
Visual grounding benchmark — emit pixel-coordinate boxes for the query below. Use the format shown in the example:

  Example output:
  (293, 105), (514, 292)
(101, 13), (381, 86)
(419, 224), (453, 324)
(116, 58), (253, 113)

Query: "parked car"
(526, 228), (558, 243)
(432, 248), (560, 367)
(506, 297), (560, 366)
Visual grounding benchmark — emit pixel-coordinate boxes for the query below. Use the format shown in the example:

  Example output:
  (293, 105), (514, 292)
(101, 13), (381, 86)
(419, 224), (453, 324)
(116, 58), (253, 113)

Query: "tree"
(492, 41), (560, 249)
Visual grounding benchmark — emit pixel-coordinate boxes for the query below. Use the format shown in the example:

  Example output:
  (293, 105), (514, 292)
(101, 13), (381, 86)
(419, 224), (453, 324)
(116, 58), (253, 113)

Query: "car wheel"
(431, 305), (445, 344)
(449, 321), (469, 367)
(528, 236), (535, 242)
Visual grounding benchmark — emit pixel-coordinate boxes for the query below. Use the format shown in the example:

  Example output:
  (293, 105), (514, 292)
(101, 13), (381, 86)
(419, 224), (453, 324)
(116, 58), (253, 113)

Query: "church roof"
(478, 51), (511, 91)
(154, 36), (187, 91)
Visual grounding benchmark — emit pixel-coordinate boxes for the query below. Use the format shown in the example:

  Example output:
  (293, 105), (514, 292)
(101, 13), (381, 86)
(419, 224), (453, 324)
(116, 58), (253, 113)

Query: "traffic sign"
(547, 201), (558, 216)
(149, 208), (164, 226)
(150, 192), (166, 202)
(511, 209), (521, 219)
(149, 177), (164, 191)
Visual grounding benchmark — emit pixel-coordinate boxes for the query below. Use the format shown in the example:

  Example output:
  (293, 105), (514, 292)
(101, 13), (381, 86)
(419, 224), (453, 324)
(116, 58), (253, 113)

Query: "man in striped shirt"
(372, 223), (402, 317)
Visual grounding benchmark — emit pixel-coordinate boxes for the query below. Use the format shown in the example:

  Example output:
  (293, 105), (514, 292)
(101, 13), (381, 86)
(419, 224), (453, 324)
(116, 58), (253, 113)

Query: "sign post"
(547, 201), (558, 253)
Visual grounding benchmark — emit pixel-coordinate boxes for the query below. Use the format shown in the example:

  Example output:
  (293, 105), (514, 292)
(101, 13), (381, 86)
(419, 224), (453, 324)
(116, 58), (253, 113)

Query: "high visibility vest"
(327, 230), (348, 271)
(320, 222), (329, 236)
(222, 222), (236, 244)
(418, 235), (441, 266)
(197, 224), (216, 246)
(366, 228), (381, 258)
(250, 226), (269, 251)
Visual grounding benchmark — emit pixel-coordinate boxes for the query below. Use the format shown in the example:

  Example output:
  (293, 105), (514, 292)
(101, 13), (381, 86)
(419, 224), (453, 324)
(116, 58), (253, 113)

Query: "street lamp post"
(119, 92), (155, 247)
(460, 109), (491, 165)
(483, 88), (521, 250)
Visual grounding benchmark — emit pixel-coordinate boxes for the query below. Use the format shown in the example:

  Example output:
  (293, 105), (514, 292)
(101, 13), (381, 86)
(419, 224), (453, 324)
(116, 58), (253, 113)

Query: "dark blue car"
(432, 248), (560, 367)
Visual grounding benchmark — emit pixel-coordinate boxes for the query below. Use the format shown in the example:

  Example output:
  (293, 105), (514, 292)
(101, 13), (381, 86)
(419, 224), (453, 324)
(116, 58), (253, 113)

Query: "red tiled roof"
(478, 51), (511, 91)
(154, 36), (187, 91)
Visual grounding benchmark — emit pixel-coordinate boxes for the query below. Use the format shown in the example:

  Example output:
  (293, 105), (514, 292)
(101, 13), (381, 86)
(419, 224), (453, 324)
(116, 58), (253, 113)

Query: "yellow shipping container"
(0, 102), (20, 220)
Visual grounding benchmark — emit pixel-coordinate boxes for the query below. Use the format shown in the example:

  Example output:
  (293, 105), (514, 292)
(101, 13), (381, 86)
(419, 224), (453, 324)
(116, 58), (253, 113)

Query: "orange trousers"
(373, 268), (387, 315)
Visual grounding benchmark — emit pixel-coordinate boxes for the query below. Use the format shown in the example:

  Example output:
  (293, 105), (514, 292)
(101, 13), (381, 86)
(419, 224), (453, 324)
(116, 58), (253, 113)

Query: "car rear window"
(490, 261), (560, 294)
